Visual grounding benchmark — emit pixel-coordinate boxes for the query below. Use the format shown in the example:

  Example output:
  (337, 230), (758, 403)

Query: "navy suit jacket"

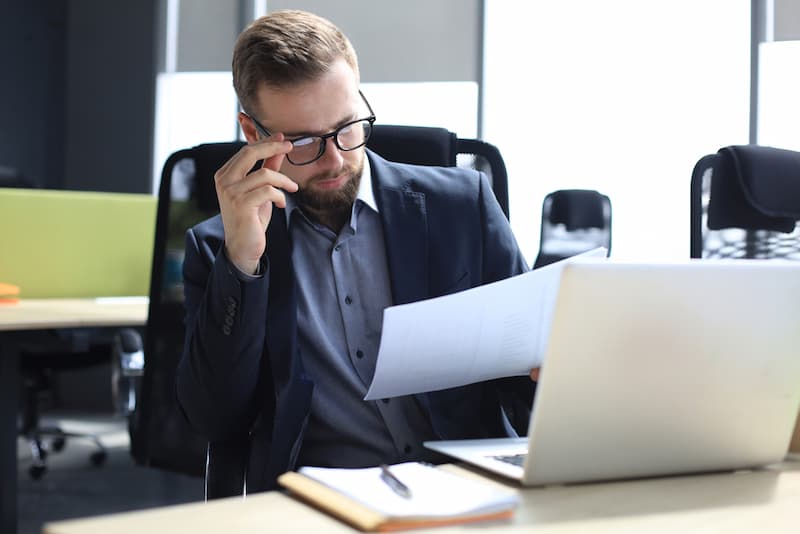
(177, 150), (534, 493)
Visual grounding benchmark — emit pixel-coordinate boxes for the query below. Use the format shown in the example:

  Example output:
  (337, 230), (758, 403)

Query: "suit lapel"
(369, 151), (430, 305)
(264, 207), (298, 387)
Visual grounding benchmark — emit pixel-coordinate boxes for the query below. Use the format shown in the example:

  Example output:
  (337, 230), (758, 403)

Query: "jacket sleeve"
(176, 224), (271, 442)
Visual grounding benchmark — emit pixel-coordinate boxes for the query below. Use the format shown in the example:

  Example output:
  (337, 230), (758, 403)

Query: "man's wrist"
(223, 248), (263, 280)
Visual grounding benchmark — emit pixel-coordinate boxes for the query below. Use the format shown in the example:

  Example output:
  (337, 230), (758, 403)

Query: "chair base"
(22, 425), (108, 480)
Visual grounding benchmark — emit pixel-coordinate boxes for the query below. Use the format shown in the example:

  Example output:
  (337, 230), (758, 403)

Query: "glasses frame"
(246, 90), (376, 166)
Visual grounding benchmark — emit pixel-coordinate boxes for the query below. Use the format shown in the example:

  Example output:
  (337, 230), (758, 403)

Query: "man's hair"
(232, 10), (359, 115)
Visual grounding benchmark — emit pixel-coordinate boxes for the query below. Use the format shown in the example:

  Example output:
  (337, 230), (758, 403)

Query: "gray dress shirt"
(282, 161), (438, 467)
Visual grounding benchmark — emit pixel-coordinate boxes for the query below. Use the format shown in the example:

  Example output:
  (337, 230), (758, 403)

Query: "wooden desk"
(0, 298), (148, 534)
(43, 459), (800, 533)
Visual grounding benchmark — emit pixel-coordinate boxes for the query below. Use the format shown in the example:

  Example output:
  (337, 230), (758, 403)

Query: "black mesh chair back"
(367, 124), (510, 219)
(690, 145), (800, 259)
(131, 142), (245, 482)
(0, 165), (37, 188)
(533, 189), (612, 268)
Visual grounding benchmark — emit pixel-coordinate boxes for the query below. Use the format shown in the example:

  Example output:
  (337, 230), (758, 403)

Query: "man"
(176, 9), (535, 494)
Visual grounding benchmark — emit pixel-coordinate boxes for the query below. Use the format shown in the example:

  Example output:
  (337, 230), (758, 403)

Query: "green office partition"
(0, 188), (157, 298)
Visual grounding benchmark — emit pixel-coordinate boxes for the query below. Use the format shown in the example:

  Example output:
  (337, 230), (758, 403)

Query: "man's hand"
(214, 135), (297, 274)
(530, 368), (540, 382)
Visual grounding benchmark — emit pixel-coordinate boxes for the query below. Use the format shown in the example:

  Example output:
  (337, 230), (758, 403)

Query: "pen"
(379, 464), (413, 499)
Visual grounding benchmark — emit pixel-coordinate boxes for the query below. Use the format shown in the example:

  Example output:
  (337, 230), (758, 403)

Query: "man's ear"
(238, 111), (259, 144)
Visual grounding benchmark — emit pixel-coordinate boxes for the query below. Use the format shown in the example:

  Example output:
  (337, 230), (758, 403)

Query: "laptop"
(425, 259), (800, 485)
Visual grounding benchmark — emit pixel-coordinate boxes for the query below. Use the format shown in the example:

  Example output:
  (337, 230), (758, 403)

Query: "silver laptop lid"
(524, 259), (800, 485)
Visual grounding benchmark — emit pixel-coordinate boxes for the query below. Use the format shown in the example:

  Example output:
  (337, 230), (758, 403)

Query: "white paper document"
(364, 248), (606, 400)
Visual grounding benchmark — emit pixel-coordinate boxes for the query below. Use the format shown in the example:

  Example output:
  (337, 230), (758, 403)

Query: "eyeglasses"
(246, 90), (376, 166)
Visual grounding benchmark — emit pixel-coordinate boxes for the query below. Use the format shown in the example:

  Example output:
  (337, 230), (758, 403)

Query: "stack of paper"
(278, 462), (519, 531)
(365, 248), (607, 400)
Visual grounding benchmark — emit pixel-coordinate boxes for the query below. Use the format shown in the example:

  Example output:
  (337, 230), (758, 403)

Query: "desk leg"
(0, 337), (19, 534)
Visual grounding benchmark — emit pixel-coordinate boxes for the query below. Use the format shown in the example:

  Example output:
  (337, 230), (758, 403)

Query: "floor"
(17, 412), (203, 534)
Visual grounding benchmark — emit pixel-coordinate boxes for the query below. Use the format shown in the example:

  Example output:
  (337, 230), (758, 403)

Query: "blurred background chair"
(690, 145), (800, 260)
(533, 189), (612, 269)
(18, 335), (111, 479)
(0, 165), (37, 188)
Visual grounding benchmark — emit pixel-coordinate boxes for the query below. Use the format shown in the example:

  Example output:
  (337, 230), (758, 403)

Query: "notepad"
(278, 462), (519, 531)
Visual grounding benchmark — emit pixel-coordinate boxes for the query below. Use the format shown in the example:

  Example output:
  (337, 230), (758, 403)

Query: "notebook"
(278, 462), (518, 531)
(425, 259), (800, 485)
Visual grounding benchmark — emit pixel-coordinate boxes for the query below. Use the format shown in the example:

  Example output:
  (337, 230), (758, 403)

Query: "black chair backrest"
(367, 124), (510, 219)
(0, 165), (37, 188)
(131, 142), (245, 480)
(533, 189), (612, 269)
(690, 145), (800, 259)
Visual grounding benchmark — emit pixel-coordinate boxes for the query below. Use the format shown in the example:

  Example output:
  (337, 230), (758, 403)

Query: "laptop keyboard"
(491, 453), (527, 467)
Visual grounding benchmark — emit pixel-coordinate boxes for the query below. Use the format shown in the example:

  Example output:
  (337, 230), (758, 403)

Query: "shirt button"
(334, 244), (342, 252)
(382, 399), (390, 404)
(344, 295), (352, 305)
(356, 350), (364, 359)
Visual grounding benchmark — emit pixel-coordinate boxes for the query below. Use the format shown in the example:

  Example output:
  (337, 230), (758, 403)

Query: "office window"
(152, 78), (478, 192)
(758, 40), (800, 151)
(361, 82), (478, 139)
(483, 0), (750, 261)
(152, 72), (240, 193)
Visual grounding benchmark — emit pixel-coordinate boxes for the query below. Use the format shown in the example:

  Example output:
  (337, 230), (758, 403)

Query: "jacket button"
(344, 295), (352, 305)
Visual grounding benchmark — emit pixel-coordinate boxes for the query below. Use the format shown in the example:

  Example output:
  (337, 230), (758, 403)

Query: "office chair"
(690, 145), (800, 259)
(533, 189), (612, 269)
(0, 166), (36, 188)
(367, 124), (511, 219)
(129, 142), (244, 487)
(17, 333), (113, 479)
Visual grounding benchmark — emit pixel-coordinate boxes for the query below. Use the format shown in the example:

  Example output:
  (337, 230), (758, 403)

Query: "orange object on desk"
(0, 282), (20, 305)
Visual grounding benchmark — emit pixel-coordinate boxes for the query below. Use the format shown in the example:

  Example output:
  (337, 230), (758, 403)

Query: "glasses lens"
(337, 120), (373, 151)
(288, 136), (324, 165)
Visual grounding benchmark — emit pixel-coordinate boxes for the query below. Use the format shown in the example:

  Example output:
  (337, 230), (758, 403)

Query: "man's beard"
(294, 156), (364, 229)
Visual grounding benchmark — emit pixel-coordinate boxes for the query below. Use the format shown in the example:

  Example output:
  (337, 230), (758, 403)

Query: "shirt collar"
(284, 154), (378, 227)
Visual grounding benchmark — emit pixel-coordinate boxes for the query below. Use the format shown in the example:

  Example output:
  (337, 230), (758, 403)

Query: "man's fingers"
(262, 132), (288, 173)
(223, 169), (295, 207)
(228, 167), (297, 198)
(216, 138), (292, 188)
(530, 368), (541, 382)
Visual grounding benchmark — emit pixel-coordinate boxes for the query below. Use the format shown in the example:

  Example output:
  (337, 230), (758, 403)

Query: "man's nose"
(317, 136), (345, 168)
